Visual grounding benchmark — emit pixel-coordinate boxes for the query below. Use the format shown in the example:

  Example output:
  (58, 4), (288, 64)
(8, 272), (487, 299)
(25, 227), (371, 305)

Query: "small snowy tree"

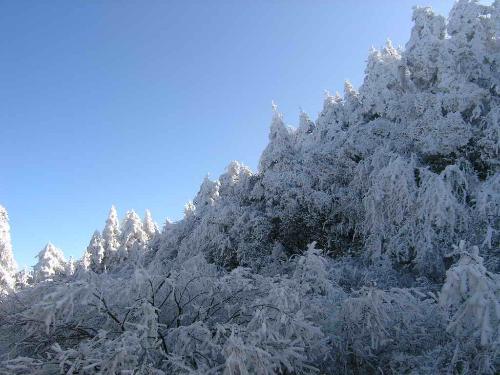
(15, 268), (32, 289)
(33, 243), (66, 282)
(259, 102), (295, 172)
(102, 205), (121, 267)
(476, 172), (500, 265)
(143, 209), (159, 239)
(405, 6), (446, 89)
(82, 230), (105, 272)
(119, 210), (148, 262)
(439, 240), (499, 373)
(65, 257), (76, 277)
(440, 241), (499, 347)
(359, 40), (406, 122)
(0, 205), (17, 293)
(193, 176), (220, 216)
(183, 201), (196, 218)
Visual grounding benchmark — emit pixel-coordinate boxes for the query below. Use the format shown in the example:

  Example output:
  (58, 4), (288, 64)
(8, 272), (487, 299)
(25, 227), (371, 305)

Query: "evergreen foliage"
(0, 2), (499, 373)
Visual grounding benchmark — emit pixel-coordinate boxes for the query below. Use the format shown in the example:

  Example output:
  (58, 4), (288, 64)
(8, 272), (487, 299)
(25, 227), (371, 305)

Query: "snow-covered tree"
(1, 3), (499, 374)
(183, 201), (196, 218)
(258, 102), (296, 175)
(0, 205), (16, 293)
(102, 205), (121, 267)
(440, 241), (499, 346)
(65, 256), (76, 277)
(143, 209), (159, 239)
(193, 176), (220, 216)
(439, 240), (499, 373)
(119, 210), (148, 262)
(15, 268), (32, 289)
(82, 230), (105, 272)
(405, 6), (446, 89)
(33, 243), (66, 282)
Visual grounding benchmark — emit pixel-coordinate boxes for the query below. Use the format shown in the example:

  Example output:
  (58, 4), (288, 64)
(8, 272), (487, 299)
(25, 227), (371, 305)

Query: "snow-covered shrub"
(476, 172), (500, 271)
(439, 241), (499, 373)
(332, 286), (445, 374)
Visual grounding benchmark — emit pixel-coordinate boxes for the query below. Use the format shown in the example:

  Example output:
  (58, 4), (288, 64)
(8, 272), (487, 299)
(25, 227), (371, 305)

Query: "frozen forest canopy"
(0, 2), (499, 374)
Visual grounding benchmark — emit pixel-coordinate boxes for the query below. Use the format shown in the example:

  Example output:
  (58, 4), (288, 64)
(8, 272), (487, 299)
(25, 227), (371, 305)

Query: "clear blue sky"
(1, 0), (460, 268)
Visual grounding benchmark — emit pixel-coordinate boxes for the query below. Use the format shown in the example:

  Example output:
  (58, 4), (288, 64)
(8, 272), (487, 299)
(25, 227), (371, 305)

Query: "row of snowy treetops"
(0, 205), (160, 287)
(0, 1), (499, 374)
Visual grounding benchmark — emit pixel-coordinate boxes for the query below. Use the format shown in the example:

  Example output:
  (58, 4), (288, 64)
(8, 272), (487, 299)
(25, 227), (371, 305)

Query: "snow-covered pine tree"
(119, 210), (148, 262)
(183, 201), (196, 218)
(102, 205), (121, 267)
(0, 205), (17, 293)
(258, 102), (294, 172)
(33, 243), (66, 282)
(15, 268), (32, 289)
(65, 256), (75, 277)
(1, 3), (499, 374)
(143, 209), (159, 239)
(82, 230), (105, 272)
